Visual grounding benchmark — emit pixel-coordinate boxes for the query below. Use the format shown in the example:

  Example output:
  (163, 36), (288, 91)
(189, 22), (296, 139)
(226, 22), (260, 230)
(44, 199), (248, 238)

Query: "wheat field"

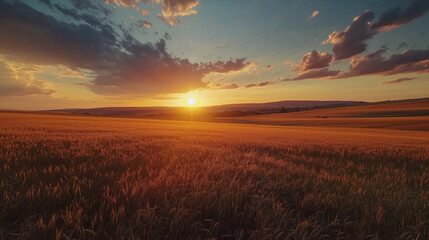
(1, 112), (428, 239)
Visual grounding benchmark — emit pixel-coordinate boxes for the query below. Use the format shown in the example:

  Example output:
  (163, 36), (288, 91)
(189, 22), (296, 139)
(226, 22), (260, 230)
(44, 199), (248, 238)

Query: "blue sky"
(0, 0), (428, 109)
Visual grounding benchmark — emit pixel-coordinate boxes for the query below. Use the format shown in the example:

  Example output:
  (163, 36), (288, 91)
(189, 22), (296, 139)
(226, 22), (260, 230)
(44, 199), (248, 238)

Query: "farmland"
(216, 98), (429, 131)
(1, 112), (429, 239)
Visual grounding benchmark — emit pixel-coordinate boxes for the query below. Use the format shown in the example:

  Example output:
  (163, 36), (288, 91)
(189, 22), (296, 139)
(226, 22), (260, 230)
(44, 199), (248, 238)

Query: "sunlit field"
(1, 112), (428, 239)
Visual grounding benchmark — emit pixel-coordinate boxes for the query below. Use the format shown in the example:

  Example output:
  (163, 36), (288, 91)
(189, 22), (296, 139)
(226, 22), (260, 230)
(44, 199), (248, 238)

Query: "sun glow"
(186, 97), (197, 106)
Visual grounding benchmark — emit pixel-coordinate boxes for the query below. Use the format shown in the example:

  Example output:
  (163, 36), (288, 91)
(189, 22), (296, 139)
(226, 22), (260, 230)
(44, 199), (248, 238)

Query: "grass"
(1, 112), (428, 239)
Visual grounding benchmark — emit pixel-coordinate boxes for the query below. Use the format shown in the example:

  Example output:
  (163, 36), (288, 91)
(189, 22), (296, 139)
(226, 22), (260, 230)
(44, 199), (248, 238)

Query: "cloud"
(219, 83), (239, 89)
(164, 32), (172, 40)
(0, 1), (251, 96)
(0, 59), (55, 97)
(141, 9), (150, 15)
(0, 1), (117, 68)
(140, 20), (153, 28)
(396, 42), (408, 51)
(334, 49), (429, 78)
(381, 77), (416, 85)
(284, 68), (341, 81)
(206, 81), (239, 90)
(372, 0), (429, 31)
(105, 0), (139, 8)
(287, 49), (429, 81)
(245, 81), (273, 88)
(310, 10), (319, 19)
(265, 65), (273, 70)
(299, 50), (333, 71)
(323, 10), (377, 60)
(203, 59), (258, 75)
(152, 0), (199, 26)
(322, 2), (429, 60)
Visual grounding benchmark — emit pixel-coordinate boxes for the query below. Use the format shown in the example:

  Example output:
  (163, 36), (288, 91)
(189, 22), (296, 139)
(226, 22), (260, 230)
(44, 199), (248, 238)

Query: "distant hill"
(207, 100), (364, 111)
(242, 97), (429, 118)
(213, 97), (429, 131)
(49, 100), (364, 118)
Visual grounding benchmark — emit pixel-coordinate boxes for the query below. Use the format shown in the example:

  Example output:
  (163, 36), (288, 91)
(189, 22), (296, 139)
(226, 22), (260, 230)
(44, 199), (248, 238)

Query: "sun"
(186, 97), (197, 106)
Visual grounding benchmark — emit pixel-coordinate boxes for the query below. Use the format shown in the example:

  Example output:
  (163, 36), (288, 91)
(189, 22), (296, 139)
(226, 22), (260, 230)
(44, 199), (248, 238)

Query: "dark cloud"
(322, 2), (429, 60)
(396, 42), (409, 50)
(38, 0), (52, 7)
(335, 49), (429, 78)
(372, 0), (429, 31)
(323, 10), (377, 60)
(299, 50), (333, 71)
(0, 1), (117, 68)
(164, 32), (172, 40)
(285, 68), (341, 81)
(0, 1), (251, 96)
(287, 49), (429, 81)
(245, 81), (273, 88)
(381, 77), (416, 85)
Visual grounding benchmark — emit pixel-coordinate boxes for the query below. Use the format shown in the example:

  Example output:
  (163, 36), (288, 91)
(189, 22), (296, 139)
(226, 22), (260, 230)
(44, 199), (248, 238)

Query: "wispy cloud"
(265, 65), (273, 70)
(245, 81), (274, 88)
(381, 77), (416, 85)
(0, 59), (54, 97)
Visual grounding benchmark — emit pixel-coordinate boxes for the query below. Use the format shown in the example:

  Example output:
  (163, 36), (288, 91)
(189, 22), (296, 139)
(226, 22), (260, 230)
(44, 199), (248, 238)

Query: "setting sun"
(186, 97), (197, 106)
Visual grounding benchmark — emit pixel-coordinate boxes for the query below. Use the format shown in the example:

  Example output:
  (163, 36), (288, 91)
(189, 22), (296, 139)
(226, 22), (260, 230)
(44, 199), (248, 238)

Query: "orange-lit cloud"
(105, 0), (139, 8)
(310, 10), (319, 19)
(299, 50), (333, 72)
(151, 0), (199, 26)
(141, 9), (150, 15)
(140, 20), (152, 28)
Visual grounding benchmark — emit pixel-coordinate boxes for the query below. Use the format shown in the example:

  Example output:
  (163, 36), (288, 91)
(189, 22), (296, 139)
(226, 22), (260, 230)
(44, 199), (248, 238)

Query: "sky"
(0, 0), (428, 110)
